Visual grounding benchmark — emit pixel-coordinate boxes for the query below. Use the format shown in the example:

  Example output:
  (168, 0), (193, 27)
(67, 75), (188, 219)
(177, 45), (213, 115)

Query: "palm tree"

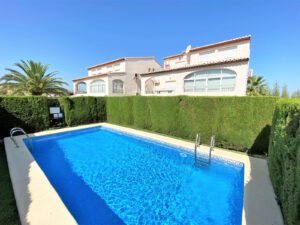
(247, 75), (269, 96)
(0, 60), (68, 96)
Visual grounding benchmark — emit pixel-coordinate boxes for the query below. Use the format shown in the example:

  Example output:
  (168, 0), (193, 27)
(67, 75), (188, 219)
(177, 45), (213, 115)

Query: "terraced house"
(73, 36), (251, 96)
(73, 57), (161, 96)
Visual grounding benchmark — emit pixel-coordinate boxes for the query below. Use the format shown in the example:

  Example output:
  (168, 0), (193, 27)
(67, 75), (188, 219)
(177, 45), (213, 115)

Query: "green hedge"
(59, 97), (106, 126)
(268, 99), (300, 225)
(0, 96), (50, 138)
(0, 96), (107, 138)
(107, 96), (279, 154)
(1, 95), (278, 154)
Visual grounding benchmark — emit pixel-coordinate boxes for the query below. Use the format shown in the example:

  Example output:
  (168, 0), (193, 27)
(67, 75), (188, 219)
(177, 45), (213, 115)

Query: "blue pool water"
(25, 127), (244, 225)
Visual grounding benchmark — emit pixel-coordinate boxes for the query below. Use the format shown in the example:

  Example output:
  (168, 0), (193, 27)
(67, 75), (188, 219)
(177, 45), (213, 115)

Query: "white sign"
(50, 107), (60, 114)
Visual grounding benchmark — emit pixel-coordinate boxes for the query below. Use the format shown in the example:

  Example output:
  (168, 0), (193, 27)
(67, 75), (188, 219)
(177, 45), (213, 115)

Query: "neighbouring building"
(73, 57), (161, 96)
(73, 35), (251, 96)
(141, 35), (251, 96)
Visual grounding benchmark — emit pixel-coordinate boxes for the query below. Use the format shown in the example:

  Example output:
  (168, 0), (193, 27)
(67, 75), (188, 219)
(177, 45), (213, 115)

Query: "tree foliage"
(272, 82), (281, 96)
(0, 60), (69, 96)
(292, 90), (300, 98)
(247, 75), (269, 96)
(281, 84), (289, 98)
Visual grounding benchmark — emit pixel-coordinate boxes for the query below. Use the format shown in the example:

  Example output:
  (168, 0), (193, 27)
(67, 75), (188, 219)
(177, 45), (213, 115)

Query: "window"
(112, 79), (124, 94)
(96, 68), (101, 74)
(183, 69), (236, 93)
(199, 50), (215, 62)
(207, 78), (221, 91)
(114, 64), (120, 71)
(90, 79), (105, 93)
(218, 46), (237, 59)
(76, 82), (87, 94)
(107, 65), (113, 72)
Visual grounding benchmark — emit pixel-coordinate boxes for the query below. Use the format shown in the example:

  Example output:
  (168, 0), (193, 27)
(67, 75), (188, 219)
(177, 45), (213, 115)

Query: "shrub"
(0, 96), (50, 138)
(106, 97), (134, 125)
(268, 99), (300, 225)
(107, 96), (278, 154)
(0, 96), (107, 138)
(132, 96), (151, 129)
(59, 97), (106, 126)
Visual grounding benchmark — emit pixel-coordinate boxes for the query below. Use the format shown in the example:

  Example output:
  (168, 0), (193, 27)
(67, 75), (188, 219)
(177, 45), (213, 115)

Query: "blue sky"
(0, 0), (299, 93)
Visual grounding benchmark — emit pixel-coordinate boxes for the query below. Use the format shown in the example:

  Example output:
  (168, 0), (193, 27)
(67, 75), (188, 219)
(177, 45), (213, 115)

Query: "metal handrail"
(194, 133), (200, 165)
(10, 127), (32, 150)
(208, 135), (215, 164)
(194, 134), (215, 166)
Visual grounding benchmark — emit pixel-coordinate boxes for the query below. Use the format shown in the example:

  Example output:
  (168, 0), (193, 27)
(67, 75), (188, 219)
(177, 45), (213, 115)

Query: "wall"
(124, 58), (162, 95)
(164, 39), (250, 69)
(74, 76), (109, 96)
(141, 61), (249, 96)
(88, 61), (126, 76)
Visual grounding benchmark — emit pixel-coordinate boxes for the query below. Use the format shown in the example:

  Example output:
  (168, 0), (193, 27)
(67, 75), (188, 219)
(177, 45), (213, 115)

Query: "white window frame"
(90, 79), (106, 93)
(183, 69), (236, 93)
(217, 46), (237, 59)
(112, 79), (124, 94)
(77, 82), (87, 94)
(113, 64), (121, 71)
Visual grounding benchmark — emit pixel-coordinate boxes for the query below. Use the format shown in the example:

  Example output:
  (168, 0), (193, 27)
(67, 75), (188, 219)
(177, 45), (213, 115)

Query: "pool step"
(194, 134), (215, 167)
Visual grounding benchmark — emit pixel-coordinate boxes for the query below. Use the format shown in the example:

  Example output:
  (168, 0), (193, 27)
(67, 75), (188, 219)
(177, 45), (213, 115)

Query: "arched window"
(90, 79), (105, 93)
(145, 78), (155, 94)
(183, 69), (236, 93)
(76, 82), (87, 94)
(112, 79), (124, 94)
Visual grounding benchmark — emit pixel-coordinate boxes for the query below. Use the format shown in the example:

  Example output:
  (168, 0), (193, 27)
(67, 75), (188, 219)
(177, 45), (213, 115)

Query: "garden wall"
(268, 99), (300, 225)
(107, 96), (279, 154)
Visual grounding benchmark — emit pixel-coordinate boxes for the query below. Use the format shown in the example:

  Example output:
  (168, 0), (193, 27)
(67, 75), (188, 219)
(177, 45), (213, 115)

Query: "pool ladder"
(194, 134), (215, 167)
(10, 127), (32, 150)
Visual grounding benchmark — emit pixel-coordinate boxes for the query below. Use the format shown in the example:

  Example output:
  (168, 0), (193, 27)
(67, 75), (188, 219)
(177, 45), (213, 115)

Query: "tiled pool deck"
(4, 123), (284, 225)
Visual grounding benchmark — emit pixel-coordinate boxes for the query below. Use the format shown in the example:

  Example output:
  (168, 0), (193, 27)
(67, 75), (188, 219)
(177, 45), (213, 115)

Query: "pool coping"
(4, 122), (284, 225)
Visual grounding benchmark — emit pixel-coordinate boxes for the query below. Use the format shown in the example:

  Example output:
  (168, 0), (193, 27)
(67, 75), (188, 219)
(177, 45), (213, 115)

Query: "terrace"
(1, 96), (299, 225)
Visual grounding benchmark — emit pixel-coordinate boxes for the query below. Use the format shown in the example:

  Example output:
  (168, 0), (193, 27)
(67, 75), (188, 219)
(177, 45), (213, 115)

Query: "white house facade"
(73, 36), (251, 96)
(140, 36), (251, 96)
(73, 57), (161, 96)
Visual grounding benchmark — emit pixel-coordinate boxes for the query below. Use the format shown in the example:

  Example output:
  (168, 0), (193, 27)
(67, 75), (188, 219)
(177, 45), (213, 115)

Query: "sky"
(0, 0), (299, 93)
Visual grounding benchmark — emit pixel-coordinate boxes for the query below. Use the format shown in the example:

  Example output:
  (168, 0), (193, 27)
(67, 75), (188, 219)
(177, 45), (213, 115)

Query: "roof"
(87, 57), (157, 70)
(140, 58), (249, 76)
(164, 35), (251, 60)
(72, 72), (127, 82)
(72, 73), (108, 82)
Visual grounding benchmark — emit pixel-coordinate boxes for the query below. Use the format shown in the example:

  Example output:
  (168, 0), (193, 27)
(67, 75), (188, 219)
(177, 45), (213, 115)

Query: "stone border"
(4, 123), (283, 225)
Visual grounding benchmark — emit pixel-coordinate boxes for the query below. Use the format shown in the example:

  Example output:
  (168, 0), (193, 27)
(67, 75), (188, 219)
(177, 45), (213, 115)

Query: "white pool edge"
(4, 122), (284, 225)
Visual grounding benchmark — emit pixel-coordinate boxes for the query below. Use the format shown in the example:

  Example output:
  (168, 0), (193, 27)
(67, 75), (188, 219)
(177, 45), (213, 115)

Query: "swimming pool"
(25, 126), (244, 225)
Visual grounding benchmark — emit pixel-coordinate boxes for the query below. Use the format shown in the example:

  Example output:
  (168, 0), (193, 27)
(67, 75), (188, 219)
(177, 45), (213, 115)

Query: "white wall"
(124, 58), (162, 95)
(74, 58), (161, 96)
(88, 61), (126, 76)
(74, 76), (109, 96)
(141, 61), (249, 96)
(164, 40), (250, 69)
